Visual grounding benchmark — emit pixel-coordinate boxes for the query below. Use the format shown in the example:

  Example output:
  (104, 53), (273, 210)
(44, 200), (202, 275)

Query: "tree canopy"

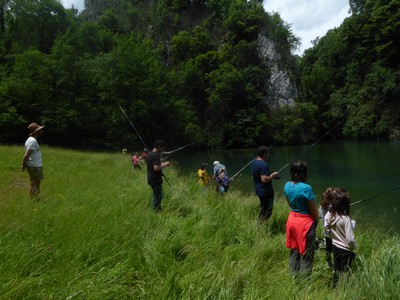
(300, 0), (400, 140)
(1, 0), (398, 149)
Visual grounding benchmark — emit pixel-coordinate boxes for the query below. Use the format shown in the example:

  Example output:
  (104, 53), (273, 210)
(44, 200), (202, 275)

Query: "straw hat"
(28, 122), (45, 136)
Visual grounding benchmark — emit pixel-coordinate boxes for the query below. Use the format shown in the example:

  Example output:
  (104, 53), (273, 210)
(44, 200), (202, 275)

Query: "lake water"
(170, 141), (400, 233)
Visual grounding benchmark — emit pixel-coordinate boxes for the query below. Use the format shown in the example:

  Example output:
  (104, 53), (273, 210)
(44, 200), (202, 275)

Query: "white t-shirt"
(25, 137), (42, 167)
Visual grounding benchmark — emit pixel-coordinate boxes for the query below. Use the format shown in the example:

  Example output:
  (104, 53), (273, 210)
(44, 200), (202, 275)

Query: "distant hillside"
(1, 0), (398, 150)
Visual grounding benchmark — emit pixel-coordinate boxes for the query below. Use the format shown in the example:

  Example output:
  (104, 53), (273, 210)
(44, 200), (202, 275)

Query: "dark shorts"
(27, 166), (44, 181)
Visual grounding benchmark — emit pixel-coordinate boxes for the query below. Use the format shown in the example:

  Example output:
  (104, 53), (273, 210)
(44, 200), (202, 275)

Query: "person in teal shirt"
(284, 160), (320, 279)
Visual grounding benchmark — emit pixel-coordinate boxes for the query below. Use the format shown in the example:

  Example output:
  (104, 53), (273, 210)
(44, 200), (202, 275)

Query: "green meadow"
(1, 145), (399, 299)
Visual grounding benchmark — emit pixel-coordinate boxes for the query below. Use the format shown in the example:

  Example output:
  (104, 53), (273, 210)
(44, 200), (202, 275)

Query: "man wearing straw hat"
(21, 122), (45, 198)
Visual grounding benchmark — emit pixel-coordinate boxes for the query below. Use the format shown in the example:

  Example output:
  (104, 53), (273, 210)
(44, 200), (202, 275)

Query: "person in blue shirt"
(251, 146), (280, 221)
(213, 160), (227, 193)
(213, 161), (226, 178)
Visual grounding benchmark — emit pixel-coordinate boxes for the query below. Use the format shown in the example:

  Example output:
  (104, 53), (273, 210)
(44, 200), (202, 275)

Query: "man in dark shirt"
(251, 146), (280, 221)
(146, 140), (171, 211)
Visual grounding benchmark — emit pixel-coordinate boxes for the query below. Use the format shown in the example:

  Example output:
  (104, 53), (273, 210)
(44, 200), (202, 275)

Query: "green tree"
(268, 12), (300, 57)
(4, 0), (69, 53)
(300, 0), (400, 140)
(224, 0), (264, 42)
(98, 8), (122, 34)
(0, 0), (11, 33)
(0, 0), (304, 148)
(0, 50), (54, 141)
(170, 25), (213, 64)
(83, 35), (189, 146)
(349, 0), (367, 14)
(270, 102), (319, 144)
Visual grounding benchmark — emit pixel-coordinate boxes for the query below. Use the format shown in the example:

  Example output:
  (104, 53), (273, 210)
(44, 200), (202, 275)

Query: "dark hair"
(154, 139), (166, 148)
(257, 146), (269, 157)
(290, 160), (308, 183)
(330, 188), (351, 217)
(320, 186), (337, 210)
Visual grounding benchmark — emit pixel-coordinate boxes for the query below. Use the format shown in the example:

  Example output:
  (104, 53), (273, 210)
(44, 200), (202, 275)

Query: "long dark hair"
(330, 188), (351, 217)
(290, 160), (308, 183)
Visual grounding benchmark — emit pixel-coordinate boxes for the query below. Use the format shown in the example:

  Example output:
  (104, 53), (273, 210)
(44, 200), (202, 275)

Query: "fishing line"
(351, 185), (400, 206)
(160, 142), (198, 186)
(277, 120), (344, 173)
(230, 143), (276, 181)
(230, 158), (256, 181)
(116, 101), (148, 150)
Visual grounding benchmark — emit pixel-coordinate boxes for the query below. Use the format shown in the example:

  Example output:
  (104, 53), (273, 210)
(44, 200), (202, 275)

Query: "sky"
(264, 0), (350, 54)
(61, 0), (350, 55)
(61, 0), (84, 12)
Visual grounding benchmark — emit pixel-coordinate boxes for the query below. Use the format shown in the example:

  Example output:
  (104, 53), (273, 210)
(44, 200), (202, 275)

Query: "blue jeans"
(152, 185), (163, 210)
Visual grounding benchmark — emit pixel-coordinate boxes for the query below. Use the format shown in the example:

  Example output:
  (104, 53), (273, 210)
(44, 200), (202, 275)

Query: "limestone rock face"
(258, 35), (298, 107)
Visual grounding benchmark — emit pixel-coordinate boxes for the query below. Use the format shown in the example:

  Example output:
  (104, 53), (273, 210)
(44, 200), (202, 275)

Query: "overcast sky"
(61, 0), (84, 12)
(264, 0), (350, 54)
(61, 0), (350, 55)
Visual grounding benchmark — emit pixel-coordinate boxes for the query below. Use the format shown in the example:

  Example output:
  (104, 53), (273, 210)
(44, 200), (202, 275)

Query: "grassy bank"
(1, 145), (399, 299)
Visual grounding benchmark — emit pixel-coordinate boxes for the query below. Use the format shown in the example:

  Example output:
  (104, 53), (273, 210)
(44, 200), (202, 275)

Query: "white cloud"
(264, 0), (350, 54)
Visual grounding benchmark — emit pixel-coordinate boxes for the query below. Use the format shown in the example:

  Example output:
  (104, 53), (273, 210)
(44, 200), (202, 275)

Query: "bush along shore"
(1, 145), (399, 299)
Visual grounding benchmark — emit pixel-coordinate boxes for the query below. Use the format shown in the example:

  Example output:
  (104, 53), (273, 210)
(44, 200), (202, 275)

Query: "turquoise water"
(170, 141), (400, 233)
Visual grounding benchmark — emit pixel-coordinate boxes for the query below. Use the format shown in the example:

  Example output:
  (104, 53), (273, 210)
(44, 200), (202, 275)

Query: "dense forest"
(0, 0), (399, 150)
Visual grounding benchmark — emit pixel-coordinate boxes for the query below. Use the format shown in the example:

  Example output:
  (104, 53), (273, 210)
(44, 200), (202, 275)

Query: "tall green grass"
(1, 145), (399, 299)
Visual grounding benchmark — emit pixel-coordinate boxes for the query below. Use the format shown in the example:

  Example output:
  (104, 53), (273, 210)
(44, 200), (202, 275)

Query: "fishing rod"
(160, 143), (198, 185)
(230, 143), (276, 181)
(162, 173), (171, 186)
(161, 141), (198, 160)
(277, 120), (344, 173)
(351, 185), (400, 206)
(230, 157), (256, 181)
(116, 101), (148, 150)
